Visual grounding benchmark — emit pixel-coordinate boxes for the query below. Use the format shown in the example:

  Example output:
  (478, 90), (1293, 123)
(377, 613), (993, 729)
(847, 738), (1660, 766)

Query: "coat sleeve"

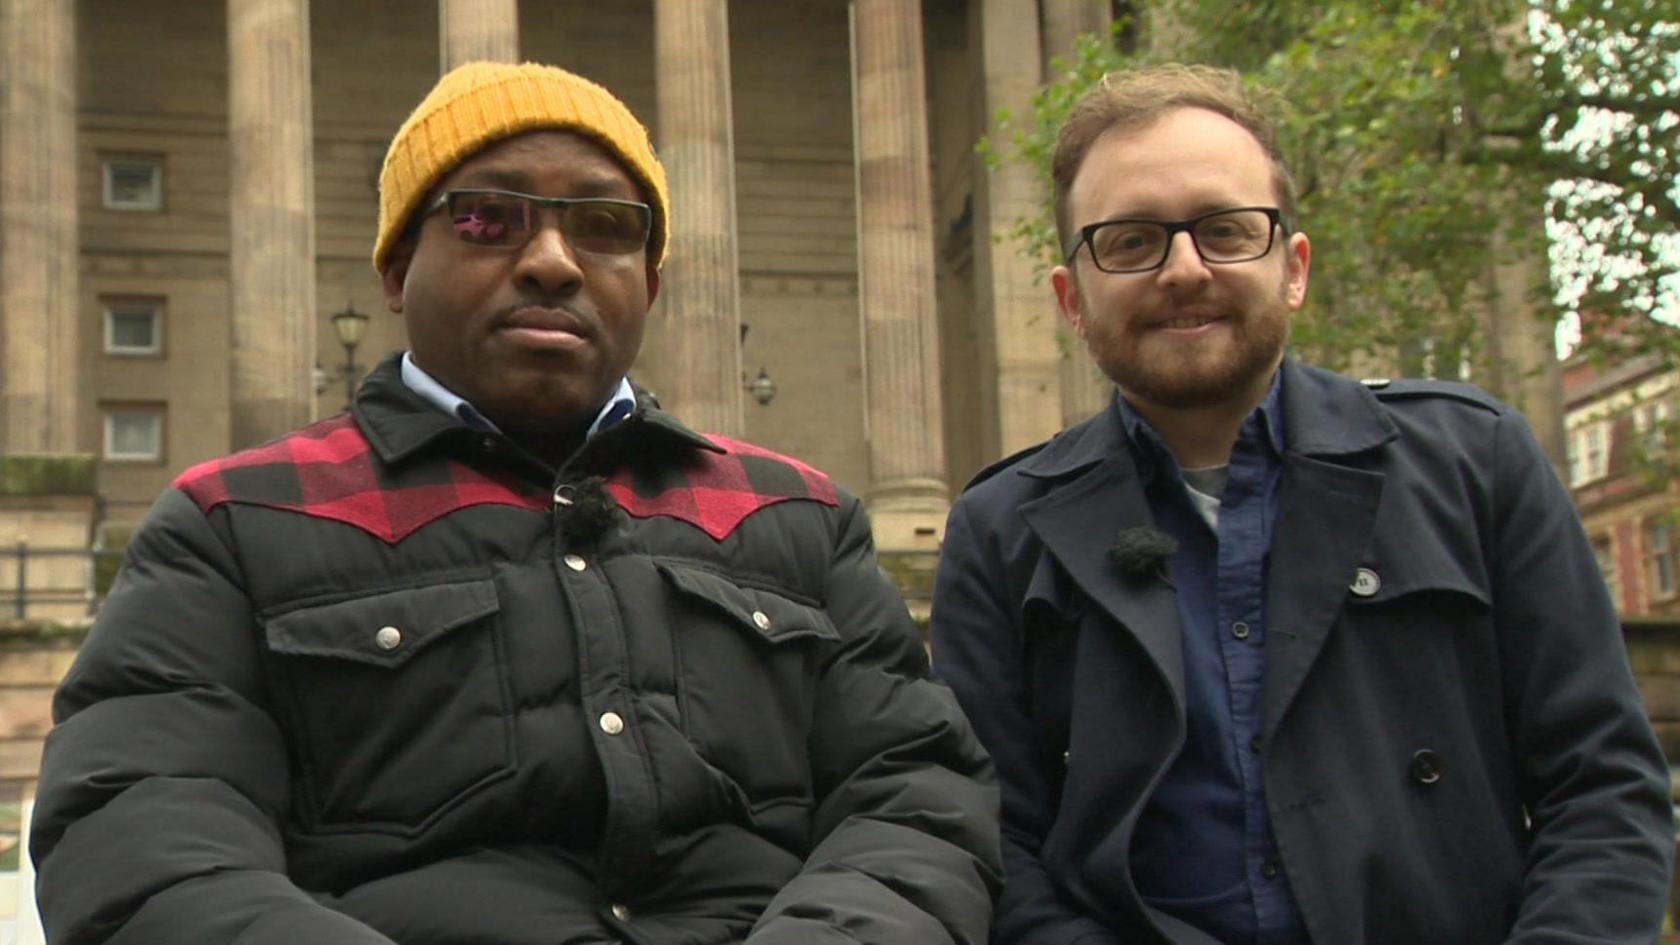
(29, 489), (397, 945)
(928, 497), (1120, 945)
(744, 495), (1002, 945)
(1490, 409), (1675, 942)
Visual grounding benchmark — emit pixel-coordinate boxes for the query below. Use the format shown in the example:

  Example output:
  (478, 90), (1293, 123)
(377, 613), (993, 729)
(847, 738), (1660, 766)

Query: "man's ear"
(644, 262), (660, 307)
(1051, 264), (1087, 340)
(381, 240), (414, 314)
(1283, 231), (1311, 310)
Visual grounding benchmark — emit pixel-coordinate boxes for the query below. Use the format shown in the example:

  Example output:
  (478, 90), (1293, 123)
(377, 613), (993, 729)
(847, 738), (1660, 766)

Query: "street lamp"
(745, 367), (777, 406)
(330, 303), (370, 410)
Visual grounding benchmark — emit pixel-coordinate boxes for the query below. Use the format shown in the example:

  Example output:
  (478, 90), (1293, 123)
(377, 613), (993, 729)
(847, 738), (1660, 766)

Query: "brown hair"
(1051, 64), (1298, 255)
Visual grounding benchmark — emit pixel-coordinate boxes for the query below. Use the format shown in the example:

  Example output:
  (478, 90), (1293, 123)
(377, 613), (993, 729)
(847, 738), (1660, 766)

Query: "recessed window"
(1591, 534), (1620, 610)
(102, 157), (163, 211)
(102, 405), (164, 463)
(1648, 519), (1676, 602)
(1567, 421), (1610, 486)
(102, 298), (163, 356)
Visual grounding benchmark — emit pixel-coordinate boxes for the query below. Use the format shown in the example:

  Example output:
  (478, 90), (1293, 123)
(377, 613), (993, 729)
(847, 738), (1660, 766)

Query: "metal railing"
(0, 541), (123, 619)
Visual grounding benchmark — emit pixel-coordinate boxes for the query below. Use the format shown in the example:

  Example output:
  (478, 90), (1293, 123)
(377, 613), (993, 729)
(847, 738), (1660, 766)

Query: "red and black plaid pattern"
(605, 434), (838, 541)
(173, 415), (548, 544)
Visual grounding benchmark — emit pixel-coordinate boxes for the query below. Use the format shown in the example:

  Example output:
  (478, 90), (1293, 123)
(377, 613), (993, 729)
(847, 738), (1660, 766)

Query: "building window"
(102, 157), (163, 211)
(102, 405), (164, 463)
(1648, 519), (1677, 602)
(1567, 421), (1610, 486)
(1591, 534), (1620, 610)
(102, 298), (163, 356)
(1633, 397), (1673, 453)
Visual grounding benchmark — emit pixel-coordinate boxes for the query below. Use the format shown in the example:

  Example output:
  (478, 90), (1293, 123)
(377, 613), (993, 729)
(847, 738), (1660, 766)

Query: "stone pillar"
(851, 0), (949, 551)
(1482, 232), (1565, 472)
(652, 0), (743, 436)
(228, 0), (317, 447)
(1041, 0), (1114, 426)
(439, 0), (519, 71)
(974, 0), (1062, 457)
(1, 0), (79, 454)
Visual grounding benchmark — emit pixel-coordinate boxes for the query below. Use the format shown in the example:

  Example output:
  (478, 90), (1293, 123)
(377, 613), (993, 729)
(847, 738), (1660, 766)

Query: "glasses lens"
(448, 193), (529, 246)
(561, 200), (651, 255)
(1090, 222), (1168, 272)
(1192, 210), (1274, 262)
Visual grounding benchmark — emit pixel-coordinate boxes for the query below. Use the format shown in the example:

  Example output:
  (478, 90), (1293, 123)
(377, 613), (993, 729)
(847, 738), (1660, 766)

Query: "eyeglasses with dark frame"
(424, 188), (652, 256)
(1065, 207), (1288, 274)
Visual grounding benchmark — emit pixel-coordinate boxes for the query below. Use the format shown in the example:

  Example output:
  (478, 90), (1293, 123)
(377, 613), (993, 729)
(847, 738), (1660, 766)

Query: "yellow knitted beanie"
(373, 61), (669, 273)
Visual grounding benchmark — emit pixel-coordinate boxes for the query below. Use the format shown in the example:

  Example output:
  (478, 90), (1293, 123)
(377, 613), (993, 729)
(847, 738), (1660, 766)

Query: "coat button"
(564, 554), (588, 572)
(610, 903), (631, 921)
(553, 484), (575, 507)
(375, 626), (402, 650)
(752, 610), (771, 630)
(1260, 859), (1280, 879)
(599, 711), (625, 735)
(1230, 620), (1250, 640)
(1350, 567), (1382, 597)
(1409, 748), (1444, 785)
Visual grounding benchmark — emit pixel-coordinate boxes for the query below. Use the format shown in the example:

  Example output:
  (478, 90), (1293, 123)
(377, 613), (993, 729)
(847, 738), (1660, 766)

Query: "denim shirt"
(1119, 372), (1308, 945)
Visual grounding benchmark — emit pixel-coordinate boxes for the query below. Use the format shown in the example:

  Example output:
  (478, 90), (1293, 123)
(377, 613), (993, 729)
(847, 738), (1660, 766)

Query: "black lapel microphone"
(1109, 526), (1177, 580)
(557, 475), (617, 545)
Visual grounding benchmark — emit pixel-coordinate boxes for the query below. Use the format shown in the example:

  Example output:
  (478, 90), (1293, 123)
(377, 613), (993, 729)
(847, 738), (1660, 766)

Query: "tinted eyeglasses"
(425, 188), (652, 256)
(1065, 207), (1287, 274)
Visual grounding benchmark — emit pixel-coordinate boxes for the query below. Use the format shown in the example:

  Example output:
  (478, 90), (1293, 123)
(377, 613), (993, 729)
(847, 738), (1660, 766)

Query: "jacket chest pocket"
(261, 577), (515, 834)
(657, 562), (840, 800)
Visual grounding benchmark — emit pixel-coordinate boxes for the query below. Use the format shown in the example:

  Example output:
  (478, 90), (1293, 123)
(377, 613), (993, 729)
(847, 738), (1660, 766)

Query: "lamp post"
(330, 303), (370, 410)
(744, 367), (777, 406)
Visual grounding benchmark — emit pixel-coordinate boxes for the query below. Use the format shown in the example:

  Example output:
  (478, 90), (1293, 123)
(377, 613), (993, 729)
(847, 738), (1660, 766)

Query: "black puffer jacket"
(32, 359), (1001, 945)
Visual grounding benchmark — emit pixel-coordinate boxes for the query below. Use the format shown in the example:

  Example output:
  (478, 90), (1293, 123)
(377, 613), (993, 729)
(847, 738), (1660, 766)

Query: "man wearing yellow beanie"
(32, 61), (1000, 945)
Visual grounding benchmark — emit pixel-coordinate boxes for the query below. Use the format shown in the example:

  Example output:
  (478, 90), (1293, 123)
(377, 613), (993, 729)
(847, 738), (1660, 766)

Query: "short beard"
(1090, 284), (1290, 410)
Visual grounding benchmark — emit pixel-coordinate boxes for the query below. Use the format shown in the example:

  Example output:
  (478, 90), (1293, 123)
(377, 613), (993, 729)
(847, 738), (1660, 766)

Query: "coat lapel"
(1019, 408), (1186, 709)
(1262, 362), (1398, 736)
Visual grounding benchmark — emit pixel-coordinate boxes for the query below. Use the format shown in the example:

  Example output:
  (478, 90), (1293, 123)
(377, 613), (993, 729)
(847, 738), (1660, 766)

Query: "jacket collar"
(1014, 356), (1396, 480)
(353, 354), (723, 468)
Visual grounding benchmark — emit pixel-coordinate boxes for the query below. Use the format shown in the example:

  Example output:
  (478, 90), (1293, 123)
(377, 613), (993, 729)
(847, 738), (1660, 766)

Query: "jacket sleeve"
(1490, 409), (1674, 942)
(745, 495), (1002, 945)
(928, 498), (1120, 945)
(29, 488), (396, 945)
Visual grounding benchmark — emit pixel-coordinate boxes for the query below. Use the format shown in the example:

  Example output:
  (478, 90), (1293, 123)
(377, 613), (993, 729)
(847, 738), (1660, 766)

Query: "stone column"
(1041, 0), (1114, 426)
(1, 0), (79, 454)
(228, 0), (317, 447)
(974, 0), (1062, 457)
(852, 0), (948, 551)
(652, 0), (743, 436)
(439, 0), (519, 71)
(1482, 229), (1565, 472)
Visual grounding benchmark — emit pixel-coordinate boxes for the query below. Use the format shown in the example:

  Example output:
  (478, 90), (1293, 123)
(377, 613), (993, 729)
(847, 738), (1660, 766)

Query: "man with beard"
(930, 64), (1672, 945)
(30, 61), (999, 945)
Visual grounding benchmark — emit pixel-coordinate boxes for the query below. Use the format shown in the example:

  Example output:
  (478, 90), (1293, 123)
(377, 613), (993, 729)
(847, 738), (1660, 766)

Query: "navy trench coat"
(932, 359), (1672, 945)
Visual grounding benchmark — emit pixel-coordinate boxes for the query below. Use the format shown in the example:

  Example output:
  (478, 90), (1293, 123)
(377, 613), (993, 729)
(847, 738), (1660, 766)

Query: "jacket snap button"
(1230, 621), (1250, 640)
(375, 626), (402, 650)
(1409, 748), (1443, 785)
(1260, 859), (1280, 879)
(752, 610), (771, 630)
(564, 554), (588, 572)
(610, 903), (631, 921)
(553, 484), (575, 507)
(599, 711), (625, 735)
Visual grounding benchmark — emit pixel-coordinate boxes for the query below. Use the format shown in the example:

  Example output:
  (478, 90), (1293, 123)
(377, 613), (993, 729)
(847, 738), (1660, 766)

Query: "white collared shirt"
(399, 352), (636, 440)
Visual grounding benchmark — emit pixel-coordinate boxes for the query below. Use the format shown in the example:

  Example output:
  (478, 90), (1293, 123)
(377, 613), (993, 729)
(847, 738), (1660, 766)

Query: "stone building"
(3, 0), (1121, 542)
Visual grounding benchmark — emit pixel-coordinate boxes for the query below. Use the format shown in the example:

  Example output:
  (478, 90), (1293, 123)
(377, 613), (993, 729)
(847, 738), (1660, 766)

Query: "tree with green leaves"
(991, 0), (1678, 381)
